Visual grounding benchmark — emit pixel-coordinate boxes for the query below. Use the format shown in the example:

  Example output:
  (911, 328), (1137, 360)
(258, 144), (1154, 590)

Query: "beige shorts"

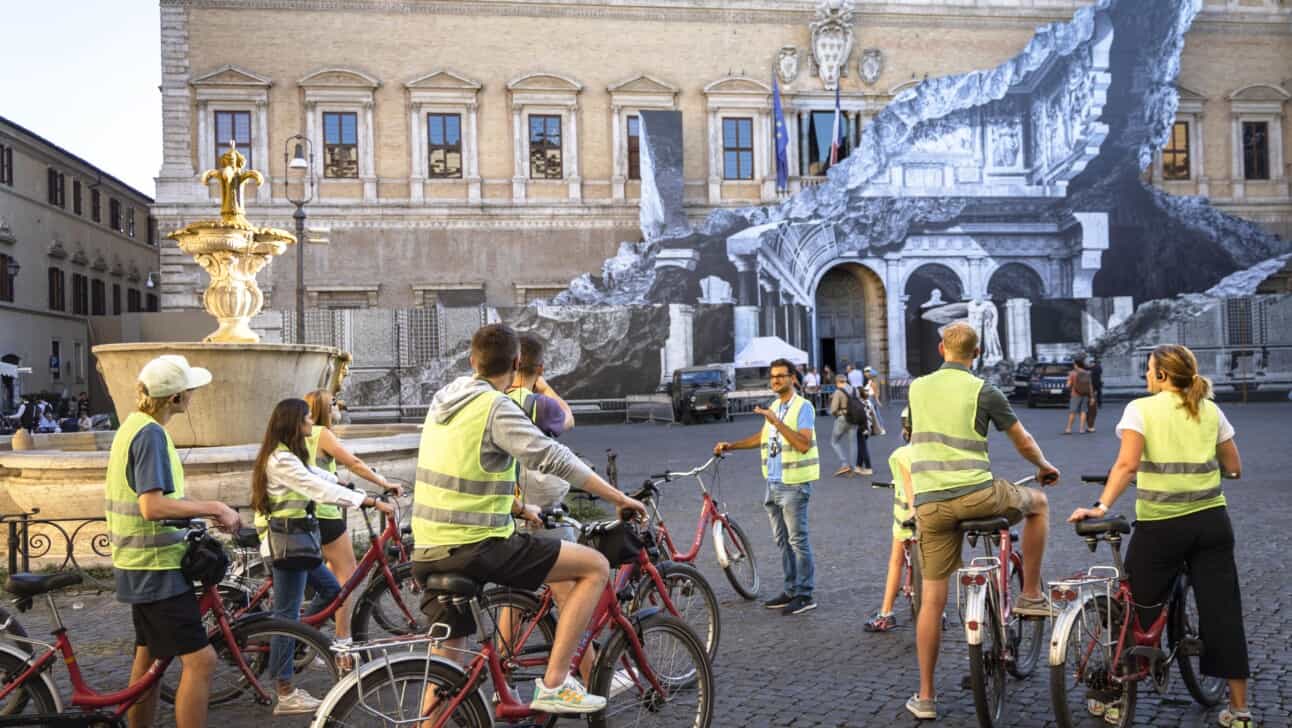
(915, 478), (1038, 581)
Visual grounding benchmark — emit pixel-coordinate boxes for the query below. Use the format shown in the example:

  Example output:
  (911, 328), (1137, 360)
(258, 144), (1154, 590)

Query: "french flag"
(828, 82), (844, 167)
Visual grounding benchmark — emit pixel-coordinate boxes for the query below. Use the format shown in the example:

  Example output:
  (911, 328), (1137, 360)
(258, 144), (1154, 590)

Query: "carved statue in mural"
(920, 288), (946, 309)
(859, 48), (884, 86)
(989, 114), (1022, 168)
(968, 298), (1004, 367)
(776, 47), (800, 85)
(810, 0), (855, 91)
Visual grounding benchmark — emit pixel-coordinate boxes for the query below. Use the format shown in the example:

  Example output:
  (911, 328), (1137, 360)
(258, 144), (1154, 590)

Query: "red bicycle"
(1047, 475), (1224, 727)
(637, 455), (760, 599)
(0, 522), (338, 722)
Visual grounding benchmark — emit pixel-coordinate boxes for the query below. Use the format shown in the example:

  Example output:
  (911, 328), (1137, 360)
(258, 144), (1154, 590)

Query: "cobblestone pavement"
(15, 401), (1292, 727)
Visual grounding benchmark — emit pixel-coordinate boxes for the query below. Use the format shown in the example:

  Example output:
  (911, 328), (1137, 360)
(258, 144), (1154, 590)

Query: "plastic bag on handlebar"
(180, 531), (230, 586)
(578, 520), (643, 568)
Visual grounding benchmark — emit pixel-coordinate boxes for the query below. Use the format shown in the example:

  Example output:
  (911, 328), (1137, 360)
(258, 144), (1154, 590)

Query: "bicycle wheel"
(1050, 595), (1135, 728)
(352, 561), (426, 643)
(0, 606), (30, 654)
(318, 657), (490, 728)
(0, 651), (58, 718)
(715, 516), (759, 600)
(631, 562), (721, 663)
(1169, 573), (1225, 707)
(160, 616), (338, 706)
(968, 589), (1007, 727)
(1007, 558), (1044, 679)
(588, 613), (713, 728)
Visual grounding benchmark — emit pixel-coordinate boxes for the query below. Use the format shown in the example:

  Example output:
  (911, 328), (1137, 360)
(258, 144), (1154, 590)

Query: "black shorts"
(131, 589), (208, 659)
(412, 532), (562, 638)
(319, 516), (348, 546)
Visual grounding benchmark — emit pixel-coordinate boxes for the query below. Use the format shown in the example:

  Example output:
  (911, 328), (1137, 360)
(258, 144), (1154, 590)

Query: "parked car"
(669, 365), (730, 424)
(1010, 360), (1037, 399)
(1027, 362), (1073, 408)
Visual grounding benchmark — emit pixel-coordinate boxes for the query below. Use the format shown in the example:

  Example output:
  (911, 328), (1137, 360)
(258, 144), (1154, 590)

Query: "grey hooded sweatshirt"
(412, 375), (595, 561)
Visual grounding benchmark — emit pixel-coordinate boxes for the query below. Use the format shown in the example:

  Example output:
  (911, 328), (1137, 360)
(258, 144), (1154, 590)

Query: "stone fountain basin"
(0, 424), (420, 521)
(93, 342), (348, 448)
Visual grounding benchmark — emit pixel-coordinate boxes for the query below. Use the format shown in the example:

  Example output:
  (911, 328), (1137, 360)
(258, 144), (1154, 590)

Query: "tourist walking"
(1069, 344), (1253, 727)
(904, 322), (1059, 721)
(251, 397), (393, 715)
(1064, 359), (1093, 434)
(1086, 356), (1104, 431)
(803, 367), (821, 411)
(412, 324), (645, 714)
(300, 388), (403, 663)
(846, 362), (866, 390)
(714, 357), (819, 615)
(854, 385), (874, 476)
(104, 355), (241, 728)
(827, 374), (857, 477)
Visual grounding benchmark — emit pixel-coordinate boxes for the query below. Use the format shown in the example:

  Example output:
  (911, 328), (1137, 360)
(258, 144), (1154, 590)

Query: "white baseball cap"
(137, 355), (212, 398)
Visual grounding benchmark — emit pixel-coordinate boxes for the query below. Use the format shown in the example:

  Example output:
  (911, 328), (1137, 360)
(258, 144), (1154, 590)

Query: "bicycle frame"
(0, 584), (270, 720)
(650, 457), (735, 567)
(957, 528), (1022, 647)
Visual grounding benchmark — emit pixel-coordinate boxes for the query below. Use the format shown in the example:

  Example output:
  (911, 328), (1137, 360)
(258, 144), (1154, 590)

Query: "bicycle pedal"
(1178, 637), (1204, 657)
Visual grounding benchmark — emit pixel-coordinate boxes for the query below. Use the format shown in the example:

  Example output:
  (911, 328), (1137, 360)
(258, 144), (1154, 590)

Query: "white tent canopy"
(734, 336), (809, 369)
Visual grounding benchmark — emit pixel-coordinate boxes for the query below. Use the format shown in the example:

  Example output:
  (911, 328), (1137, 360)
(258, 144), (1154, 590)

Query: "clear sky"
(0, 2), (160, 197)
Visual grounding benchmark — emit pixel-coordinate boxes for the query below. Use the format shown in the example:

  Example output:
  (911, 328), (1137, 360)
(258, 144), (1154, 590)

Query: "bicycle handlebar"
(659, 454), (722, 482)
(1081, 473), (1109, 484)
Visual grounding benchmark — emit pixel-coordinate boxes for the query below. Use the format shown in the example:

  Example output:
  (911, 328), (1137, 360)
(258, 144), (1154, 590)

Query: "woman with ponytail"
(1069, 344), (1253, 727)
(251, 398), (395, 715)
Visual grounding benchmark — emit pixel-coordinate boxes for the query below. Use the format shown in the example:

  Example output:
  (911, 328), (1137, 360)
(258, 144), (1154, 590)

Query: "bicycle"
(0, 520), (339, 723)
(1047, 474), (1224, 727)
(637, 454), (760, 600)
(311, 512), (714, 728)
(872, 481), (923, 623)
(955, 475), (1050, 728)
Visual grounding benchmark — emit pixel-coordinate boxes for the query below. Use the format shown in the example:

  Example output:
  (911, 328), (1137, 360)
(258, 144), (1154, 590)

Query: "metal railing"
(1, 509), (110, 590)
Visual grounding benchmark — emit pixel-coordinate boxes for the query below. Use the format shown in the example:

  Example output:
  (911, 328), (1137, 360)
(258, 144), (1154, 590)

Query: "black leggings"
(854, 427), (871, 468)
(1124, 506), (1249, 680)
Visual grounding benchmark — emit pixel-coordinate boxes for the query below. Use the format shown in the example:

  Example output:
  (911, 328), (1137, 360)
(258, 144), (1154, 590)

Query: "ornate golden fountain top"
(167, 141), (296, 343)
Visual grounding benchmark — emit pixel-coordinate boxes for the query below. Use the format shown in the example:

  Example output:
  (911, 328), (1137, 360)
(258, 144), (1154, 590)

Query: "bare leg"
(1064, 411), (1074, 433)
(1079, 412), (1088, 434)
(917, 578), (949, 701)
(421, 638), (469, 728)
(173, 646), (216, 728)
(1228, 679), (1247, 712)
(878, 538), (905, 615)
(541, 542), (610, 688)
(127, 646), (159, 728)
(547, 581), (596, 682)
(1020, 490), (1050, 598)
(322, 533), (359, 640)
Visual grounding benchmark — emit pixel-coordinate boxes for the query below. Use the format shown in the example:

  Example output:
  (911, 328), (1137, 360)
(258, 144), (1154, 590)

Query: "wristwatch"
(1092, 501), (1108, 514)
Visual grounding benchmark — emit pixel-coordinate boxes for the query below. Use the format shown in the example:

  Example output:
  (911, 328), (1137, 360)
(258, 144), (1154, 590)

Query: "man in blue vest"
(715, 357), (820, 615)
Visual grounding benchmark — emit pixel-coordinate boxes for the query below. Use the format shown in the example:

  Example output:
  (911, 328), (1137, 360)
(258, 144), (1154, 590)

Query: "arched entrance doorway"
(987, 263), (1045, 300)
(904, 263), (964, 376)
(814, 263), (885, 375)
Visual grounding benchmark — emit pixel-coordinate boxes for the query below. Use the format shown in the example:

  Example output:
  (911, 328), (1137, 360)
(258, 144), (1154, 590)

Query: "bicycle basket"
(578, 520), (643, 568)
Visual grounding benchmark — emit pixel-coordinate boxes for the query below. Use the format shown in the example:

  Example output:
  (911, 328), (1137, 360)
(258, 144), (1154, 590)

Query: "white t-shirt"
(846, 370), (866, 388)
(1115, 399), (1235, 443)
(803, 372), (820, 389)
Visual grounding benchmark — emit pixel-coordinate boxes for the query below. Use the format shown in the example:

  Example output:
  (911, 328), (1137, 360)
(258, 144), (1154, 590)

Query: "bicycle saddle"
(5, 572), (83, 598)
(629, 481), (658, 502)
(1074, 515), (1131, 537)
(423, 573), (483, 597)
(233, 527), (260, 548)
(958, 516), (1011, 534)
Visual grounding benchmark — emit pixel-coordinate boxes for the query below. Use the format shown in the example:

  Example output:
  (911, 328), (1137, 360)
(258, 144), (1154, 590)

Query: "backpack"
(844, 389), (869, 427)
(1074, 369), (1093, 397)
(19, 403), (35, 431)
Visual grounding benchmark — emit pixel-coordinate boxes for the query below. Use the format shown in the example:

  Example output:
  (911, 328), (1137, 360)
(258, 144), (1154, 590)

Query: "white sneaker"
(274, 687), (322, 715)
(609, 669), (636, 698)
(530, 675), (607, 714)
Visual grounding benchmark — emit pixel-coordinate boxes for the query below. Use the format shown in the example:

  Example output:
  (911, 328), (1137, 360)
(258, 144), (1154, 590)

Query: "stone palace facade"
(153, 0), (1291, 378)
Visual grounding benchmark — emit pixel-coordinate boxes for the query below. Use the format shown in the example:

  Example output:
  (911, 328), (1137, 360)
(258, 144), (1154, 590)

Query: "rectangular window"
(323, 111), (359, 178)
(213, 110), (253, 168)
(1242, 121), (1270, 180)
(147, 215), (157, 246)
(46, 168), (65, 207)
(627, 115), (641, 181)
(91, 279), (105, 316)
(112, 283), (121, 315)
(800, 111), (851, 176)
(127, 207), (135, 238)
(146, 293), (159, 313)
(71, 273), (89, 315)
(48, 267), (65, 311)
(722, 117), (754, 180)
(528, 115), (563, 179)
(50, 341), (60, 381)
(427, 113), (463, 179)
(90, 188), (101, 222)
(109, 198), (122, 232)
(0, 144), (12, 185)
(1162, 121), (1190, 180)
(0, 254), (13, 302)
(127, 288), (141, 313)
(73, 180), (82, 215)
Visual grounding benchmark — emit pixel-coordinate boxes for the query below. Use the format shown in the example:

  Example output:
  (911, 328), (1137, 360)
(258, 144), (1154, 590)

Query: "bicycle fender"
(307, 652), (487, 728)
(711, 522), (730, 568)
(0, 642), (62, 714)
(961, 587), (989, 646)
(629, 607), (664, 638)
(1048, 593), (1100, 668)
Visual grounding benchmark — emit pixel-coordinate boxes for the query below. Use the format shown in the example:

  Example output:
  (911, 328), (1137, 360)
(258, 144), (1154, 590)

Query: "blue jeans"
(269, 562), (340, 682)
(764, 480), (814, 598)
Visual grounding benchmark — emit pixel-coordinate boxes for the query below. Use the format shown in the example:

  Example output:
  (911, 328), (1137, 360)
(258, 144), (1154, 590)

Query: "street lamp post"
(284, 135), (314, 343)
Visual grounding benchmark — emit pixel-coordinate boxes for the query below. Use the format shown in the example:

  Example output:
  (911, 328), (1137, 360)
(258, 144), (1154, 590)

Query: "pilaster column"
(157, 4), (202, 202)
(707, 109), (721, 202)
(660, 304), (696, 384)
(566, 104), (582, 201)
(884, 255), (910, 379)
(409, 104), (425, 202)
(1003, 298), (1033, 363)
(512, 106), (526, 201)
(611, 105), (626, 201)
(731, 255), (760, 357)
(255, 100), (271, 202)
(466, 102), (482, 203)
(362, 101), (377, 201)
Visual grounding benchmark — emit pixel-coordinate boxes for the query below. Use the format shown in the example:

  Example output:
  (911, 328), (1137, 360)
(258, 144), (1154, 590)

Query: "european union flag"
(772, 77), (789, 193)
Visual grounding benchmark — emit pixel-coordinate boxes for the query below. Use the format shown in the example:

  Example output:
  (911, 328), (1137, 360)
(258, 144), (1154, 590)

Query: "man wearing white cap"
(104, 355), (241, 728)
